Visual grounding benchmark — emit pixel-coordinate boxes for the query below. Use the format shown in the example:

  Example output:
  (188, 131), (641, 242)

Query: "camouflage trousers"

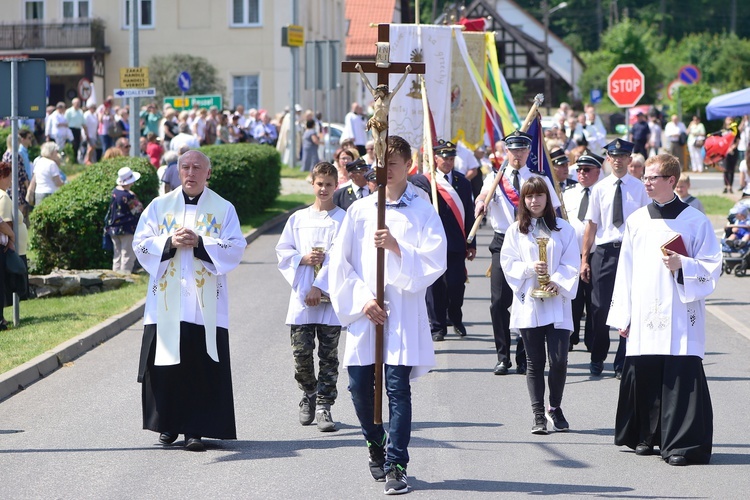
(290, 324), (341, 406)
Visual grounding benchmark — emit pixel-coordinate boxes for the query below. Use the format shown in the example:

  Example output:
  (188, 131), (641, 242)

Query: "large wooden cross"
(341, 24), (425, 425)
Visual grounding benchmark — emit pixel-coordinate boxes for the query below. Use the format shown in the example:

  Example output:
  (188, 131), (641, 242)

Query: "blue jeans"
(99, 134), (114, 153)
(348, 364), (412, 469)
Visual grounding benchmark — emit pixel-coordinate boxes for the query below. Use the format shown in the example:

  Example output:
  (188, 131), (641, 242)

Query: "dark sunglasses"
(576, 167), (597, 173)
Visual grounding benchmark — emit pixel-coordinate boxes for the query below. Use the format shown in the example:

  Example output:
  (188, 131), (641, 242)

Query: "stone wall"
(28, 270), (136, 299)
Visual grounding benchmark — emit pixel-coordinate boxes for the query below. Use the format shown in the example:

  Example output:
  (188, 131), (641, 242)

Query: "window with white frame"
(24, 1), (45, 20)
(124, 0), (154, 28)
(231, 0), (261, 27)
(63, 0), (90, 18)
(233, 75), (259, 110)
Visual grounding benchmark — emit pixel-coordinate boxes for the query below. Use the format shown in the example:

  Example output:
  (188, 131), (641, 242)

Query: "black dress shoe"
(635, 443), (653, 456)
(185, 436), (205, 452)
(668, 455), (687, 466)
(516, 363), (527, 375)
(493, 361), (510, 375)
(432, 332), (445, 342)
(159, 432), (178, 445)
(589, 361), (604, 376)
(615, 370), (623, 380)
(453, 323), (467, 337)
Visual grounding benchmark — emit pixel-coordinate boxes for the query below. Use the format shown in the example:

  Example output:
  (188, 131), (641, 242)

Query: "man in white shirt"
(581, 139), (649, 379)
(83, 103), (100, 164)
(563, 152), (601, 351)
(170, 123), (200, 152)
(342, 102), (368, 157)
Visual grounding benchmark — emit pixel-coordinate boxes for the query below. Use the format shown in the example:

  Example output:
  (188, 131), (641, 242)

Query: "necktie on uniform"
(511, 169), (520, 193)
(613, 179), (624, 227)
(356, 187), (362, 199)
(444, 174), (450, 183)
(578, 187), (589, 221)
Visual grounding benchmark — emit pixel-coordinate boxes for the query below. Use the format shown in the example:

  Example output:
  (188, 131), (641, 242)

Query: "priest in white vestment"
(329, 136), (446, 493)
(607, 154), (721, 466)
(133, 150), (246, 451)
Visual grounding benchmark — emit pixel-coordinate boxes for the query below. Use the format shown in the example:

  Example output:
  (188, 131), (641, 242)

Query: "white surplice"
(276, 205), (346, 326)
(607, 204), (721, 357)
(500, 218), (580, 331)
(328, 183), (447, 379)
(133, 188), (246, 365)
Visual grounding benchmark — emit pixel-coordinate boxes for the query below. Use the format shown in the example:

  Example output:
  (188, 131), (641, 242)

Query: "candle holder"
(530, 218), (557, 298)
(311, 246), (330, 303)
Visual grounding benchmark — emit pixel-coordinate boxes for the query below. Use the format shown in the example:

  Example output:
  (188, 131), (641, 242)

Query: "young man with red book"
(607, 154), (721, 466)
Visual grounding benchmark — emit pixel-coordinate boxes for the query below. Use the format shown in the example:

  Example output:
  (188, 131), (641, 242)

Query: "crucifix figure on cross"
(341, 23), (425, 426)
(354, 62), (411, 168)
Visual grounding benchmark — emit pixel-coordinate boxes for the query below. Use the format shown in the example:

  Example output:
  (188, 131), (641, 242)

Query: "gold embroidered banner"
(451, 32), (486, 149)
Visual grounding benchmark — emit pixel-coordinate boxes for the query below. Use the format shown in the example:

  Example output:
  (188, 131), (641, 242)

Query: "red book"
(661, 234), (689, 257)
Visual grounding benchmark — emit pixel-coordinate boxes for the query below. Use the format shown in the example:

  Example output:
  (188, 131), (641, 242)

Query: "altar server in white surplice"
(607, 154), (720, 467)
(133, 150), (246, 452)
(329, 135), (446, 492)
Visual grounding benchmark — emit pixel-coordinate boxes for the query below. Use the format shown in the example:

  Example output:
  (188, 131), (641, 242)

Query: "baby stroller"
(721, 202), (750, 276)
(721, 238), (749, 276)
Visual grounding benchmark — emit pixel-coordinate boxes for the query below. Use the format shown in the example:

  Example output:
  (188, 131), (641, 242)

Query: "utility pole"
(290, 0), (299, 168)
(129, 0), (139, 157)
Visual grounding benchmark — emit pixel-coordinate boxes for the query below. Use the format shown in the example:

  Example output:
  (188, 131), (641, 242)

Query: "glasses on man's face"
(576, 167), (596, 173)
(123, 145), (131, 149)
(643, 175), (670, 183)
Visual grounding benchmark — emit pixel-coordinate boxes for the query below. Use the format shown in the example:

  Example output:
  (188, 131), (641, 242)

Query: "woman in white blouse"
(500, 176), (580, 435)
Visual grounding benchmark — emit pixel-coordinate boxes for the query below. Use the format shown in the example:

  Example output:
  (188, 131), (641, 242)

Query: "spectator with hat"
(412, 140), (476, 340)
(550, 148), (577, 193)
(105, 166), (144, 273)
(475, 130), (560, 375)
(333, 158), (370, 211)
(580, 139), (649, 378)
(563, 150), (603, 351)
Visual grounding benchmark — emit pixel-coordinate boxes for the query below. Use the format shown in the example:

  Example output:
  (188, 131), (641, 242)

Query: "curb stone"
(0, 205), (307, 403)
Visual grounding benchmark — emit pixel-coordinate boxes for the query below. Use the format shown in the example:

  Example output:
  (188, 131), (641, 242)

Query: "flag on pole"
(525, 114), (553, 183)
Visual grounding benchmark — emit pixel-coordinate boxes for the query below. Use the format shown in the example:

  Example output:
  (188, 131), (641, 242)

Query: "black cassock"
(138, 322), (236, 439)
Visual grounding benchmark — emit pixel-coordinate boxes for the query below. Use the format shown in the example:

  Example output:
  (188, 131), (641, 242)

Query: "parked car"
(319, 122), (344, 161)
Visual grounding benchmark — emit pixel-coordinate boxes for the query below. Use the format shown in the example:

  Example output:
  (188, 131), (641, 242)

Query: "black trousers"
(70, 127), (82, 163)
(570, 253), (594, 349)
(615, 355), (713, 464)
(519, 325), (569, 415)
(490, 232), (525, 366)
(426, 250), (467, 334)
(590, 244), (626, 371)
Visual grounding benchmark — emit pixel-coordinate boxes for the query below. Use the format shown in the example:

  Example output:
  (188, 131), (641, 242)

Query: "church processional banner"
(450, 31), (486, 150)
(387, 25), (453, 152)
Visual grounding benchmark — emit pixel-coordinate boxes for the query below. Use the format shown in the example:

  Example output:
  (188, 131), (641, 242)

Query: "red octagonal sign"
(607, 64), (645, 108)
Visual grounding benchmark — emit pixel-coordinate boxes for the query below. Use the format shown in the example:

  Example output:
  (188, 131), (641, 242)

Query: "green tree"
(147, 54), (224, 102)
(578, 20), (662, 105)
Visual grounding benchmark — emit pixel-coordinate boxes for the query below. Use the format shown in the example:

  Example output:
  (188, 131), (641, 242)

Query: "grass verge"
(697, 195), (735, 216)
(0, 275), (148, 374)
(239, 193), (314, 234)
(280, 165), (310, 179)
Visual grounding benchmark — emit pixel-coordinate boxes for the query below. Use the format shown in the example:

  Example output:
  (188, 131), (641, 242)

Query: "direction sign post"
(114, 88), (156, 99)
(164, 94), (223, 111)
(607, 63), (645, 108)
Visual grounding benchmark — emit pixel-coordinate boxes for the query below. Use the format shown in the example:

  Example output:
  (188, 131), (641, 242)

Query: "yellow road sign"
(282, 25), (304, 47)
(119, 67), (149, 89)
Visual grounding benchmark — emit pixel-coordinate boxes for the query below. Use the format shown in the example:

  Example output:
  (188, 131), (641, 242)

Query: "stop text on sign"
(610, 79), (641, 93)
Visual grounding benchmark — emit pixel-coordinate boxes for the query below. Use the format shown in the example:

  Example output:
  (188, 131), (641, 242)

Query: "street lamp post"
(542, 1), (568, 115)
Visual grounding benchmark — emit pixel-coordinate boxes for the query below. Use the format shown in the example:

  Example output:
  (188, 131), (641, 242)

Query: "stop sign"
(607, 64), (645, 108)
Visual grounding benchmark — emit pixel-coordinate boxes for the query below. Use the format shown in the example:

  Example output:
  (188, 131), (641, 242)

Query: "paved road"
(1, 222), (749, 499)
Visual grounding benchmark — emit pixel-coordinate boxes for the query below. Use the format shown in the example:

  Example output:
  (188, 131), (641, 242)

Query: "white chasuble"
(328, 184), (447, 379)
(133, 187), (246, 366)
(607, 205), (721, 358)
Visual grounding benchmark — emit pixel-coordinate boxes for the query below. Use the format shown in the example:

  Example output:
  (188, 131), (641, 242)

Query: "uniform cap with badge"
(549, 148), (569, 165)
(345, 157), (369, 173)
(503, 130), (532, 150)
(576, 150), (604, 169)
(433, 139), (457, 158)
(603, 138), (634, 156)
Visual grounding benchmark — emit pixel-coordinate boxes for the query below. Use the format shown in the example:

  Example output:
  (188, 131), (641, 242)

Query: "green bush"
(30, 156), (159, 274)
(199, 143), (281, 220)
